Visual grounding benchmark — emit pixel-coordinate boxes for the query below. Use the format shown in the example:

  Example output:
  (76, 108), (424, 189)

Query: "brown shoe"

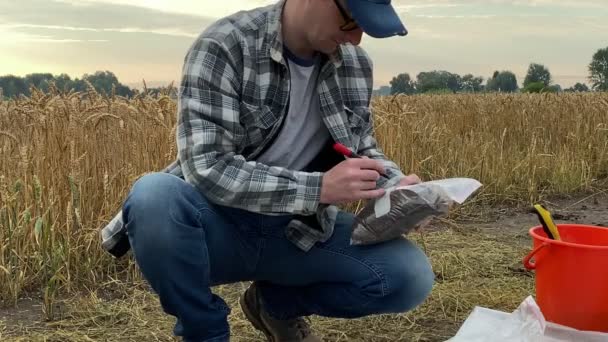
(239, 282), (322, 342)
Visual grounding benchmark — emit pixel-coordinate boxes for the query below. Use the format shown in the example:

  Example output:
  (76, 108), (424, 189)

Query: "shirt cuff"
(293, 171), (323, 215)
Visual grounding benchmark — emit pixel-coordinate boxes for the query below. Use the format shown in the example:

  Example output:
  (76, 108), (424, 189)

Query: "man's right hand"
(319, 158), (387, 204)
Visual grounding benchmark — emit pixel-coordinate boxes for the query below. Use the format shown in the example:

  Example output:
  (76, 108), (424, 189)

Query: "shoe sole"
(239, 292), (276, 342)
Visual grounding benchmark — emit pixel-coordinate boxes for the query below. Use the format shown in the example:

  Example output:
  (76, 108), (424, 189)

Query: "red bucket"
(523, 224), (608, 332)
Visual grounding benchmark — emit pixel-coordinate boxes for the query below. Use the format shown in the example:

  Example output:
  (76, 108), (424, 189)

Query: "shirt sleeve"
(355, 108), (406, 189)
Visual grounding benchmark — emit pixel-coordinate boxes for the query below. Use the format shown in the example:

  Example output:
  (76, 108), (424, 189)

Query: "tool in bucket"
(523, 204), (560, 272)
(532, 204), (561, 240)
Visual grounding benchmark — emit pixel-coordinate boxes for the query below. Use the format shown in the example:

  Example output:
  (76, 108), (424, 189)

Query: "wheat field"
(1, 84), (607, 340)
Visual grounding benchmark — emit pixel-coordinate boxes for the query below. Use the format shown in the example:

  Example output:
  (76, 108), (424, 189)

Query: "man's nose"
(346, 28), (363, 45)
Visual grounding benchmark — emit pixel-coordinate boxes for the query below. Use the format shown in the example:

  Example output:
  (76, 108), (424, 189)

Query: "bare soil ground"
(2, 193), (607, 342)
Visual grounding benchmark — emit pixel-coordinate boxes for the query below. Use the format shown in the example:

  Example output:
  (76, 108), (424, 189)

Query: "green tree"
(565, 82), (590, 92)
(588, 47), (608, 91)
(0, 71), (135, 98)
(574, 82), (589, 92)
(71, 78), (88, 92)
(416, 70), (462, 93)
(461, 74), (484, 92)
(445, 72), (463, 93)
(523, 82), (561, 93)
(53, 73), (74, 91)
(523, 82), (546, 93)
(547, 84), (562, 92)
(0, 75), (29, 97)
(83, 70), (133, 96)
(486, 71), (518, 92)
(523, 63), (552, 87)
(24, 73), (54, 92)
(389, 73), (416, 95)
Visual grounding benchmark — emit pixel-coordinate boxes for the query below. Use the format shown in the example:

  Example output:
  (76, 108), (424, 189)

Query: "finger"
(357, 188), (386, 200)
(359, 170), (381, 181)
(399, 174), (421, 186)
(358, 180), (378, 190)
(353, 158), (386, 175)
(405, 174), (422, 184)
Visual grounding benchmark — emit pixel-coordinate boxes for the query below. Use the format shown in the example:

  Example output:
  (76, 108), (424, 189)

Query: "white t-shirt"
(256, 48), (330, 171)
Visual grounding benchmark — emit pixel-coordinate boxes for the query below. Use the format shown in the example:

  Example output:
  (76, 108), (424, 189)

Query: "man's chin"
(320, 44), (339, 55)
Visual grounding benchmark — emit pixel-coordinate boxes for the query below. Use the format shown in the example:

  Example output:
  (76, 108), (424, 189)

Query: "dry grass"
(0, 85), (607, 339)
(0, 228), (533, 341)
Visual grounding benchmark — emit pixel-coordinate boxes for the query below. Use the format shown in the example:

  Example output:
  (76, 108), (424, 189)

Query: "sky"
(1, 0), (607, 89)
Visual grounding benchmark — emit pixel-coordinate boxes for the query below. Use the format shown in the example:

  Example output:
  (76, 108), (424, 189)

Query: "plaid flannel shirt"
(100, 0), (406, 258)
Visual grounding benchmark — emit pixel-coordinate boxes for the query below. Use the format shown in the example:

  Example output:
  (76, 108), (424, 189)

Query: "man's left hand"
(398, 174), (422, 187)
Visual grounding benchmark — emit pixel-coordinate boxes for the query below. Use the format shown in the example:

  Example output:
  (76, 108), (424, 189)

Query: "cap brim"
(346, 0), (407, 38)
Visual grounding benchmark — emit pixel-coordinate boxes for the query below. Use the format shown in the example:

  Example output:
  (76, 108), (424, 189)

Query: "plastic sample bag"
(448, 296), (608, 342)
(350, 178), (482, 245)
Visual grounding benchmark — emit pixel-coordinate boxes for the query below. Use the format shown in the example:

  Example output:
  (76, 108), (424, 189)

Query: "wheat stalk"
(1, 88), (607, 310)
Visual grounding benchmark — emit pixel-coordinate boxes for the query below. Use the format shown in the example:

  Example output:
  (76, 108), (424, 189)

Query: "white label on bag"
(373, 178), (483, 218)
(374, 187), (395, 218)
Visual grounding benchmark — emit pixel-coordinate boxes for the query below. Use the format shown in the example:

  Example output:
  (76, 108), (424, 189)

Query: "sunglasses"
(333, 0), (359, 31)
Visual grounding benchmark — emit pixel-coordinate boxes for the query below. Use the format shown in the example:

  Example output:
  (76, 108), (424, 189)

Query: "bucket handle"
(523, 242), (550, 270)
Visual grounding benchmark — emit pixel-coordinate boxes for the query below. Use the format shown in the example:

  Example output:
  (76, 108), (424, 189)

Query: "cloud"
(51, 0), (275, 18)
(0, 0), (214, 38)
(24, 37), (109, 43)
(394, 0), (608, 18)
(3, 23), (198, 39)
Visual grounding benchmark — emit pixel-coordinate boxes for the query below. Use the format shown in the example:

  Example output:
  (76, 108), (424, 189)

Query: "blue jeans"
(123, 173), (434, 342)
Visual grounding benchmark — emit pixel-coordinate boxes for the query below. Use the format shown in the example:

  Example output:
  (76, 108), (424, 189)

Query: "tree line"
(0, 71), (175, 99)
(0, 71), (135, 98)
(379, 46), (608, 96)
(3, 46), (607, 99)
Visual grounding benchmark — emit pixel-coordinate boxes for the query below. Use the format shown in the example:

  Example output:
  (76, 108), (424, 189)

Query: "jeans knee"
(124, 172), (190, 223)
(123, 172), (202, 243)
(127, 172), (179, 209)
(124, 173), (208, 265)
(372, 241), (435, 314)
(388, 260), (434, 313)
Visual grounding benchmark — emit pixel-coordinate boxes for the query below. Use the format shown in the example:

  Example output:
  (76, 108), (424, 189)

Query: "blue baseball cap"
(346, 0), (408, 38)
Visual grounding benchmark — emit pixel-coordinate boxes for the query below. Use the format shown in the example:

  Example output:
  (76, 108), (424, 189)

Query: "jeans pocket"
(260, 215), (295, 238)
(201, 206), (265, 285)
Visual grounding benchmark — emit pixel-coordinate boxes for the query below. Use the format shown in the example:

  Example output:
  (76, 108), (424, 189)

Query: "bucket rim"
(529, 224), (608, 249)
